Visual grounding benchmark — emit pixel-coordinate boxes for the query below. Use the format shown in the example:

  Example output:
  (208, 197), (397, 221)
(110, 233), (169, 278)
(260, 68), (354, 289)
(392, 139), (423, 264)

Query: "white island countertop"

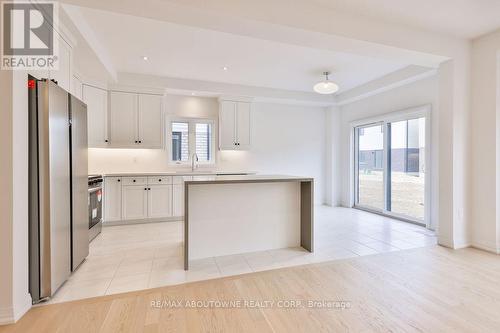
(185, 174), (314, 184)
(101, 171), (256, 177)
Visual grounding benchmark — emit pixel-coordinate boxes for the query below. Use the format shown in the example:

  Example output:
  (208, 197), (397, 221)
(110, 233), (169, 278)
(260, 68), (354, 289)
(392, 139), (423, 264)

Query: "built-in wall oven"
(88, 175), (103, 241)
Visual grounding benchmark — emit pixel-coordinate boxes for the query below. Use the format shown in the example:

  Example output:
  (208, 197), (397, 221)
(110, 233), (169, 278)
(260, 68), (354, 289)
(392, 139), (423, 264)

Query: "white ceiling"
(66, 6), (411, 94)
(311, 0), (500, 39)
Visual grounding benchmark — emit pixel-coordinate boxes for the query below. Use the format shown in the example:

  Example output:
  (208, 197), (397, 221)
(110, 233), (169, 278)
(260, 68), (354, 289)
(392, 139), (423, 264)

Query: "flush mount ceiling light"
(142, 56), (148, 61)
(222, 66), (228, 71)
(313, 71), (339, 94)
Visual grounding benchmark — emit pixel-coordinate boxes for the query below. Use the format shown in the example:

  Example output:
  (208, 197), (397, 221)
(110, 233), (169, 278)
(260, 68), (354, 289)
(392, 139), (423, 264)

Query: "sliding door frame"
(350, 105), (432, 228)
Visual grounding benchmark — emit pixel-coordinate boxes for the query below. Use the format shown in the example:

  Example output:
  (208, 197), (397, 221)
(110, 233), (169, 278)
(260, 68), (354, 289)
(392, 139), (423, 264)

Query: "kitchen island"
(184, 175), (314, 269)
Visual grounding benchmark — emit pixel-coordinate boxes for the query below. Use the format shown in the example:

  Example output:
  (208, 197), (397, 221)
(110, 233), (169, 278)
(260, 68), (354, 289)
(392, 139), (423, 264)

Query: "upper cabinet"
(83, 85), (109, 147)
(110, 91), (138, 147)
(71, 75), (83, 100)
(49, 37), (72, 92)
(109, 91), (163, 148)
(138, 94), (163, 148)
(219, 100), (252, 150)
(28, 31), (73, 92)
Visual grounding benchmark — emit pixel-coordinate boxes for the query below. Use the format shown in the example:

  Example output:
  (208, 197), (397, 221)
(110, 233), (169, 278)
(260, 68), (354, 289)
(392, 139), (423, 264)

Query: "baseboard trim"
(438, 235), (471, 249)
(0, 294), (32, 325)
(471, 241), (500, 254)
(103, 217), (183, 227)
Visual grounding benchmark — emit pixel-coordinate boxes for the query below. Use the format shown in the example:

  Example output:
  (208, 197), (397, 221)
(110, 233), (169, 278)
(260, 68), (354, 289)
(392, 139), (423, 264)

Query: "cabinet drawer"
(122, 177), (147, 185)
(148, 176), (172, 185)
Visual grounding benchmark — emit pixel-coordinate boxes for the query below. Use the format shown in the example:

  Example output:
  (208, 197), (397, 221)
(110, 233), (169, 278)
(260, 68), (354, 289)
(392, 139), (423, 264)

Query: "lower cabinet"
(122, 185), (148, 220)
(148, 184), (173, 218)
(104, 176), (184, 223)
(172, 184), (184, 217)
(104, 177), (122, 221)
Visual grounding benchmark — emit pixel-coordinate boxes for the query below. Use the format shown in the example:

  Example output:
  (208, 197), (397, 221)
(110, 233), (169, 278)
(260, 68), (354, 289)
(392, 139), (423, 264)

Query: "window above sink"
(168, 118), (215, 165)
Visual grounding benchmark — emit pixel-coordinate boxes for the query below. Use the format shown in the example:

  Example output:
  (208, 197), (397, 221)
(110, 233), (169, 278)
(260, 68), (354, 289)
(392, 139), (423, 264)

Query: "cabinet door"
(172, 184), (184, 217)
(104, 177), (122, 222)
(148, 185), (172, 218)
(122, 185), (148, 220)
(236, 102), (251, 149)
(83, 85), (108, 147)
(72, 76), (83, 100)
(219, 101), (236, 149)
(138, 94), (162, 148)
(49, 37), (72, 92)
(110, 91), (138, 147)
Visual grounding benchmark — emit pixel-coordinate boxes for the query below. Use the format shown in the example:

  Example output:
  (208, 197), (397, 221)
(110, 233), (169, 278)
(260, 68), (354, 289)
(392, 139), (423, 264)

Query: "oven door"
(88, 186), (103, 229)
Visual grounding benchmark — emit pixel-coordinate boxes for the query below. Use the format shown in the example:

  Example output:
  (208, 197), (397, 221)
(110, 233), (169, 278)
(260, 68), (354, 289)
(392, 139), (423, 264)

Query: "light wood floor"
(2, 246), (500, 332)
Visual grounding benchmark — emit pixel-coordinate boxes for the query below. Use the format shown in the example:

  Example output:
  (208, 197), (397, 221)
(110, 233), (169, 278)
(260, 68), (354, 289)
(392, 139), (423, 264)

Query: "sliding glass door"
(388, 118), (425, 220)
(354, 123), (385, 210)
(354, 113), (428, 224)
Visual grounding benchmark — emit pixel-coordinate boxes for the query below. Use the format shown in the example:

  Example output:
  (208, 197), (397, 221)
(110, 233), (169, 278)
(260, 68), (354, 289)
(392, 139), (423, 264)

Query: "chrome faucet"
(191, 153), (199, 172)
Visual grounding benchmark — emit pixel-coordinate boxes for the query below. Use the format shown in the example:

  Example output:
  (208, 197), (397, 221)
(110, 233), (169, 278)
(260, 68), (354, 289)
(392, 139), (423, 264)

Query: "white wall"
(470, 29), (500, 253)
(88, 95), (327, 203)
(337, 75), (439, 229)
(0, 70), (31, 324)
(0, 66), (14, 325)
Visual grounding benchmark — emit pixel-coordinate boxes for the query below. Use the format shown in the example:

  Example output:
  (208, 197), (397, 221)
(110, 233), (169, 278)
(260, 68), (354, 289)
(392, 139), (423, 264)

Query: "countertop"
(184, 174), (314, 184)
(101, 171), (256, 177)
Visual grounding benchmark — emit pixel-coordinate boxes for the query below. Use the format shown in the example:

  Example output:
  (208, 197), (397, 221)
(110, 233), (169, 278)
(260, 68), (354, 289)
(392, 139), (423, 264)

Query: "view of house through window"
(389, 118), (425, 220)
(171, 122), (189, 162)
(195, 123), (212, 162)
(356, 123), (384, 210)
(171, 119), (214, 164)
(354, 114), (427, 223)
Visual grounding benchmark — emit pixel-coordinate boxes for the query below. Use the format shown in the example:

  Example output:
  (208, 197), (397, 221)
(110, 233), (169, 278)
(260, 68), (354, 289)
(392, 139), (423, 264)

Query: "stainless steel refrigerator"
(28, 76), (89, 303)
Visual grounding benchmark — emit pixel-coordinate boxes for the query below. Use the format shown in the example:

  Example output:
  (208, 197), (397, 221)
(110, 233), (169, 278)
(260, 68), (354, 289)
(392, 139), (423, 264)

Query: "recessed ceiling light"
(191, 92), (195, 96)
(222, 66), (228, 71)
(142, 56), (148, 61)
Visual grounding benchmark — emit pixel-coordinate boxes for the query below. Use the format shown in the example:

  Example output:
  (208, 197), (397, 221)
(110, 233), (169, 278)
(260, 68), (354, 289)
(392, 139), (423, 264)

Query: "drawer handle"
(133, 180), (136, 182)
(117, 179), (121, 182)
(159, 179), (162, 182)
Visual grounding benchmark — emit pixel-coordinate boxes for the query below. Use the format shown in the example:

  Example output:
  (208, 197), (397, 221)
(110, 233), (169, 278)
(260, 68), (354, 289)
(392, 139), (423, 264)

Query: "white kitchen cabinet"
(110, 91), (138, 147)
(219, 101), (236, 150)
(104, 177), (122, 222)
(109, 91), (163, 148)
(236, 102), (251, 148)
(138, 94), (163, 148)
(219, 100), (251, 150)
(172, 184), (184, 217)
(122, 185), (148, 220)
(72, 75), (83, 100)
(148, 184), (173, 218)
(49, 36), (72, 92)
(83, 85), (109, 147)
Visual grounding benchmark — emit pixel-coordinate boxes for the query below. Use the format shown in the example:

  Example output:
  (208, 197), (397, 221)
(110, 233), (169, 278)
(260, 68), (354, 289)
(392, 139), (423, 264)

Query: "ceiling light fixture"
(313, 71), (339, 94)
(142, 56), (148, 61)
(191, 92), (195, 96)
(222, 66), (228, 71)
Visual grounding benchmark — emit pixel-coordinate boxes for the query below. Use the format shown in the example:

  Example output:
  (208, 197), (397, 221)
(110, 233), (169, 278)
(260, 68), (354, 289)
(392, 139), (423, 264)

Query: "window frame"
(167, 117), (216, 166)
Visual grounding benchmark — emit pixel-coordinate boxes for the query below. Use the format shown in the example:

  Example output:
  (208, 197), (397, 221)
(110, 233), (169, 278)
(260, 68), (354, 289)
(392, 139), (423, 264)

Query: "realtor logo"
(1, 1), (59, 70)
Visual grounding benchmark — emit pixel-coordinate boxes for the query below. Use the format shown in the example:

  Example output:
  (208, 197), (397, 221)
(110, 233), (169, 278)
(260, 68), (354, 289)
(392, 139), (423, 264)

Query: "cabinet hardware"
(133, 180), (136, 182)
(159, 179), (162, 182)
(117, 179), (121, 182)
(105, 139), (109, 143)
(144, 187), (147, 190)
(138, 140), (142, 143)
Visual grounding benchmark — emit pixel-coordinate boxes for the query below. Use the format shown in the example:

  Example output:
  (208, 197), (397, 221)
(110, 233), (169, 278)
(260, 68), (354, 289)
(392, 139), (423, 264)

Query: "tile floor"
(47, 206), (437, 304)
